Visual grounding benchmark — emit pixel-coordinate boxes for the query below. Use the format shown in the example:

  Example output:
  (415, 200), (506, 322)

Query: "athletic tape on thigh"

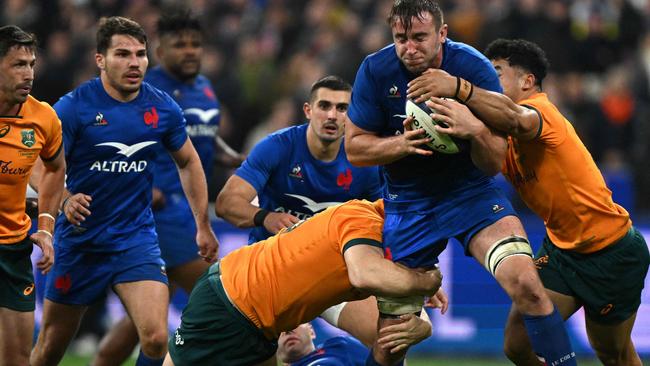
(320, 302), (347, 327)
(484, 236), (533, 276)
(376, 295), (424, 316)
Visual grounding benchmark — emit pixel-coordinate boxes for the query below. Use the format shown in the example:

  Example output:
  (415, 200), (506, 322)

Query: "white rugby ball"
(405, 99), (461, 154)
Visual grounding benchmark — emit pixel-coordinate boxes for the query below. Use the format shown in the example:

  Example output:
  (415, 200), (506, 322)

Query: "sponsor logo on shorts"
(533, 255), (549, 269)
(492, 204), (505, 214)
(55, 274), (72, 294)
(23, 283), (35, 296)
(174, 329), (184, 346)
(600, 303), (614, 315)
(384, 247), (393, 260)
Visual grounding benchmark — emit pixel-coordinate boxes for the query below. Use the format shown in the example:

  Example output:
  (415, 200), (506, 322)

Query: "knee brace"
(484, 236), (533, 276)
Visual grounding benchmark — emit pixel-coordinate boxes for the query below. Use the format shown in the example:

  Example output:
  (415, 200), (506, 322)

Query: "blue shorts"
(156, 220), (200, 269)
(45, 243), (168, 305)
(383, 186), (517, 268)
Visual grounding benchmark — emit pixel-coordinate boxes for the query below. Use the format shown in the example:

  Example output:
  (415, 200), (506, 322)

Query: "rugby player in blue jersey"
(30, 17), (218, 366)
(91, 11), (243, 366)
(344, 1), (575, 365)
(216, 75), (383, 244)
(277, 312), (443, 366)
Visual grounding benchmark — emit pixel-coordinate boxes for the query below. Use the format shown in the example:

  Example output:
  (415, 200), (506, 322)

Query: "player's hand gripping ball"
(404, 99), (466, 154)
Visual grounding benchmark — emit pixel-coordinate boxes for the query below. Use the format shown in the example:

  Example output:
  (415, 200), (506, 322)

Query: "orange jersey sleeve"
(0, 96), (63, 243)
(502, 93), (630, 253)
(220, 199), (384, 340)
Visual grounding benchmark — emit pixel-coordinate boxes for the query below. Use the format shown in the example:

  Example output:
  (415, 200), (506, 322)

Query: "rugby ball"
(405, 99), (461, 154)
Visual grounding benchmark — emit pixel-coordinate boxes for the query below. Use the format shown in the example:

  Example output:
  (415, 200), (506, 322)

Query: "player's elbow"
(214, 192), (233, 222)
(344, 139), (371, 167)
(347, 265), (381, 293)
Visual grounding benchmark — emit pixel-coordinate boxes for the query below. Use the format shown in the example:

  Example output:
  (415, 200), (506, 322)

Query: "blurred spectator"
(9, 0), (650, 211)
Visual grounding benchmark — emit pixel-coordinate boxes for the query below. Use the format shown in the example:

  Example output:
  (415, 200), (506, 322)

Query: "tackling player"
(415, 38), (650, 366)
(30, 17), (218, 366)
(344, 1), (575, 365)
(0, 25), (65, 366)
(165, 199), (442, 366)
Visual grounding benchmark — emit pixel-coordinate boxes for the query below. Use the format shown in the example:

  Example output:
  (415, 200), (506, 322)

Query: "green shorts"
(168, 263), (277, 366)
(535, 227), (649, 324)
(0, 237), (35, 312)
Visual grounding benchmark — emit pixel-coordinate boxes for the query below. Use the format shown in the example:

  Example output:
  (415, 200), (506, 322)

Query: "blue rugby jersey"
(235, 124), (383, 243)
(54, 78), (188, 251)
(347, 39), (502, 209)
(145, 66), (220, 224)
(290, 336), (368, 366)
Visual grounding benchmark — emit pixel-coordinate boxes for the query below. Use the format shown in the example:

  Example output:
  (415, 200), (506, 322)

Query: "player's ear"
(303, 102), (312, 120)
(307, 323), (315, 340)
(438, 23), (448, 42)
(521, 73), (536, 91)
(95, 53), (105, 70)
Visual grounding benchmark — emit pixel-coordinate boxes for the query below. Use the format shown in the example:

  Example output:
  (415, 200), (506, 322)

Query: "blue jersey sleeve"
(347, 58), (384, 132)
(53, 93), (79, 160)
(235, 134), (284, 193)
(162, 96), (188, 152)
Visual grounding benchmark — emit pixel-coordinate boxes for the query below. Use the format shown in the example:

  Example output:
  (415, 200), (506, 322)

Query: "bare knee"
(139, 328), (168, 358)
(498, 267), (550, 314)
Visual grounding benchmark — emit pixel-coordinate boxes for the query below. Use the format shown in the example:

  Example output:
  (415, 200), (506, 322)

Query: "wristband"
(38, 213), (56, 221)
(37, 229), (52, 238)
(253, 209), (270, 227)
(454, 77), (474, 104)
(38, 213), (55, 233)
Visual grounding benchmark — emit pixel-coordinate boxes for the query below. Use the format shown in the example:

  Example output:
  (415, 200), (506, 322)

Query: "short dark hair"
(484, 39), (549, 88)
(0, 25), (36, 58)
(96, 16), (147, 54)
(309, 75), (352, 102)
(387, 0), (444, 33)
(157, 8), (202, 37)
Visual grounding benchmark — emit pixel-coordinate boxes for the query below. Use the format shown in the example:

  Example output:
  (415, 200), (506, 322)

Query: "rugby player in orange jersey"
(407, 38), (650, 366)
(164, 199), (443, 366)
(0, 25), (66, 366)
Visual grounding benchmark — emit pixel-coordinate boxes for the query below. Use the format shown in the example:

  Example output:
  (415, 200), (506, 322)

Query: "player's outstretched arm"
(29, 151), (65, 274)
(216, 175), (300, 233)
(344, 245), (442, 298)
(170, 138), (219, 263)
(344, 117), (433, 167)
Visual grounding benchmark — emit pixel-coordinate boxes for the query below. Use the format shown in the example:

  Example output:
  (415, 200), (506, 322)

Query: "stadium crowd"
(3, 0), (650, 211)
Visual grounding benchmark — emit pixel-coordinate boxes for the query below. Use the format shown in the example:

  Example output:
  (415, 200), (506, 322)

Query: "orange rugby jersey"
(220, 199), (384, 340)
(0, 96), (62, 244)
(502, 92), (630, 253)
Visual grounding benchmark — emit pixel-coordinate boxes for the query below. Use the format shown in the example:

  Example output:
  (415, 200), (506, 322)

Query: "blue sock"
(365, 349), (404, 366)
(136, 350), (164, 366)
(522, 306), (576, 366)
